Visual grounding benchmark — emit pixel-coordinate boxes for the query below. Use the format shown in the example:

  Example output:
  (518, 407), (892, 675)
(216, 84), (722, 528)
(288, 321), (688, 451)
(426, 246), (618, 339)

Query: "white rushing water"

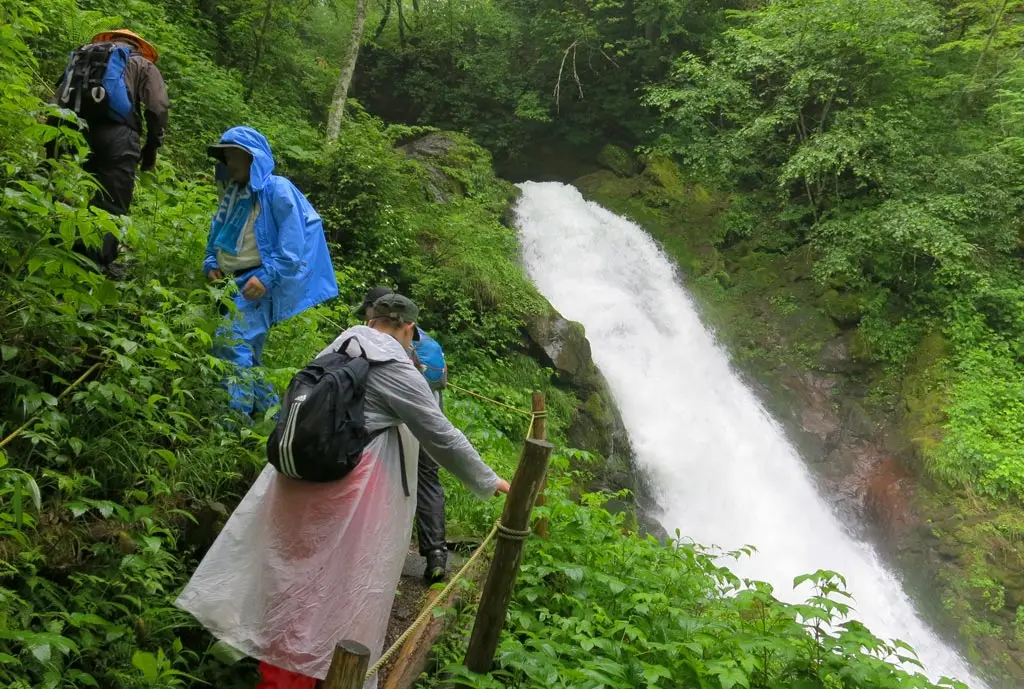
(514, 181), (985, 688)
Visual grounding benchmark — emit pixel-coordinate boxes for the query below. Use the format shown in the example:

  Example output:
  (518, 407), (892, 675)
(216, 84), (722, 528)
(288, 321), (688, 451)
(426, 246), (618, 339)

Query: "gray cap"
(371, 293), (419, 325)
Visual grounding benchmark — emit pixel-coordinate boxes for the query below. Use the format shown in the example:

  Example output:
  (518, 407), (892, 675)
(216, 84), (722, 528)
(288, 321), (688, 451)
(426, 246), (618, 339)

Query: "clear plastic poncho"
(175, 326), (500, 686)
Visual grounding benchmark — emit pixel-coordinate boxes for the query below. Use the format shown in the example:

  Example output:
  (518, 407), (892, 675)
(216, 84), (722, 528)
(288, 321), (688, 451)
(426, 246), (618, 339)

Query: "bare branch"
(572, 43), (583, 100)
(553, 40), (580, 113)
(599, 48), (619, 68)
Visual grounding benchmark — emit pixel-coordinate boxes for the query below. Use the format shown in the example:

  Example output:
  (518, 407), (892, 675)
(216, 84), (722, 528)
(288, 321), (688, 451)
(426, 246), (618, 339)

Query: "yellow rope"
(362, 383), (549, 680)
(364, 521), (501, 680)
(0, 360), (104, 451)
(446, 382), (533, 417)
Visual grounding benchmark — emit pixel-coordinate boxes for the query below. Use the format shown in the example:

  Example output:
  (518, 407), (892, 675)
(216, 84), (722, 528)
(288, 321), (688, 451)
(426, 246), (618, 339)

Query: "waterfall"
(514, 181), (985, 688)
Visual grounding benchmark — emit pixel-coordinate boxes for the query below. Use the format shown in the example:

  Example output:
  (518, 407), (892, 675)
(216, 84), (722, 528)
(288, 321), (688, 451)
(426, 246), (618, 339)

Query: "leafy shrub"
(428, 481), (967, 689)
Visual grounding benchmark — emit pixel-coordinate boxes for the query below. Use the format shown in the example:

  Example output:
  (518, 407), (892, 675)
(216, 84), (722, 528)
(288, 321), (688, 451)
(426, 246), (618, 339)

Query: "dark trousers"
(416, 392), (447, 555)
(416, 449), (447, 555)
(49, 121), (140, 266)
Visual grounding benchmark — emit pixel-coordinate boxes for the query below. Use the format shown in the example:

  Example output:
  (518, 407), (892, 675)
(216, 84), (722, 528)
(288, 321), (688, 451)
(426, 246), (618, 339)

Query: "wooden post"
(323, 639), (371, 689)
(531, 391), (547, 440)
(463, 437), (554, 675)
(531, 391), (550, 538)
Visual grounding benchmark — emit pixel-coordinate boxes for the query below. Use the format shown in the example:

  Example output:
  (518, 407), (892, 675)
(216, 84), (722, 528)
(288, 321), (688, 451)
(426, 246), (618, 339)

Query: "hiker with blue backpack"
(176, 291), (509, 689)
(360, 286), (451, 583)
(204, 126), (338, 419)
(47, 29), (168, 270)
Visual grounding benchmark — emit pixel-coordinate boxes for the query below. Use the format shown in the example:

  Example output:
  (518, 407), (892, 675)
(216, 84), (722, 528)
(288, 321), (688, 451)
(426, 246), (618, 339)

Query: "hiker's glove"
(141, 147), (158, 172)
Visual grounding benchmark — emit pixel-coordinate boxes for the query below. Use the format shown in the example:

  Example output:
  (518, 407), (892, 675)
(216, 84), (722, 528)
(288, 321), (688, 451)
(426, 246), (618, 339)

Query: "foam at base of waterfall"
(514, 180), (985, 689)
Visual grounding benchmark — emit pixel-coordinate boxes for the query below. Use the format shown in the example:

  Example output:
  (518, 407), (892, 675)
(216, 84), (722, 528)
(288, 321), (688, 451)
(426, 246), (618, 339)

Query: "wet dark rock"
(400, 131), (460, 160)
(523, 307), (636, 500)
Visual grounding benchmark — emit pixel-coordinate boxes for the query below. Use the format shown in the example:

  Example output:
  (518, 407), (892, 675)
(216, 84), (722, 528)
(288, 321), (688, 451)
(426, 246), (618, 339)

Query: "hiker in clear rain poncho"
(359, 286), (451, 584)
(204, 126), (338, 419)
(175, 293), (510, 689)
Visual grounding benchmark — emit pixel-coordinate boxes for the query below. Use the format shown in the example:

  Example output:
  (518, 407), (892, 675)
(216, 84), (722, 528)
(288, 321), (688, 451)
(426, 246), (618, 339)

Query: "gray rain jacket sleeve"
(370, 358), (499, 500)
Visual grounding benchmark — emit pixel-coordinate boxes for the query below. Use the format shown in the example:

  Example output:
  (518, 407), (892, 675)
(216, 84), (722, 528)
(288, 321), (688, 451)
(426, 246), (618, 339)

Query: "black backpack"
(56, 42), (135, 124)
(267, 338), (408, 494)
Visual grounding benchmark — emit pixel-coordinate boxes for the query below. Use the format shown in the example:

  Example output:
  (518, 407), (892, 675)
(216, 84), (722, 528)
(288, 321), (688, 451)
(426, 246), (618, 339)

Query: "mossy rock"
(576, 169), (645, 201)
(913, 488), (1024, 685)
(849, 328), (874, 362)
(523, 307), (632, 469)
(523, 309), (597, 388)
(596, 144), (638, 177)
(582, 390), (613, 428)
(899, 332), (951, 469)
(398, 131), (505, 202)
(822, 289), (867, 326)
(640, 153), (682, 190)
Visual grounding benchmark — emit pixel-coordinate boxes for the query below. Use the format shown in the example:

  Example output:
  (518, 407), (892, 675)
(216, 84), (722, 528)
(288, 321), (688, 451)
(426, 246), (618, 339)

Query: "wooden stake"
(531, 391), (547, 441)
(531, 391), (550, 539)
(323, 639), (371, 689)
(463, 438), (554, 676)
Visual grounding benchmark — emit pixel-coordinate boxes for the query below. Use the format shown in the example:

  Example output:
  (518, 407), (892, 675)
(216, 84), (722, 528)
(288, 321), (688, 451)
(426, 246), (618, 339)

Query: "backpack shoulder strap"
(396, 430), (409, 498)
(337, 336), (368, 359)
(367, 426), (410, 498)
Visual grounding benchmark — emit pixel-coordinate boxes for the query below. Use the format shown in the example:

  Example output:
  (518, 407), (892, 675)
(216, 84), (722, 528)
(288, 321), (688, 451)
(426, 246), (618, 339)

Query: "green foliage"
(356, 0), (738, 161)
(31, 0), (325, 170)
(426, 480), (965, 689)
(936, 343), (1024, 499)
(0, 3), (592, 686)
(644, 0), (1024, 503)
(0, 0), (988, 686)
(294, 117), (547, 362)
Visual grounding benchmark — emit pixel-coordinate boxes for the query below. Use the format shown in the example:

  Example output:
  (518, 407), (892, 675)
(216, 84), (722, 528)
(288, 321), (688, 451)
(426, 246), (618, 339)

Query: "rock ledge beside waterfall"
(396, 132), (663, 538)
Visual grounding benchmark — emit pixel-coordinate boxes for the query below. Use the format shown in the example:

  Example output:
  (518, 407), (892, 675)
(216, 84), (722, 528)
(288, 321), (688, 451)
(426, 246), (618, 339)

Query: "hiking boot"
(424, 548), (447, 583)
(101, 261), (126, 281)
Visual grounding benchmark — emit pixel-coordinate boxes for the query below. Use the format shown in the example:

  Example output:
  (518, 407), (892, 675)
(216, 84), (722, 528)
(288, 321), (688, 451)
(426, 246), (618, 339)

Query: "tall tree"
(245, 0), (276, 101)
(327, 0), (368, 142)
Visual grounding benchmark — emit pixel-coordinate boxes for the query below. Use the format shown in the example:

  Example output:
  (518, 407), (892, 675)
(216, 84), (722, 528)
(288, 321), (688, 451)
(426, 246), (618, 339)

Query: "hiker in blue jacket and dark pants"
(205, 126), (338, 418)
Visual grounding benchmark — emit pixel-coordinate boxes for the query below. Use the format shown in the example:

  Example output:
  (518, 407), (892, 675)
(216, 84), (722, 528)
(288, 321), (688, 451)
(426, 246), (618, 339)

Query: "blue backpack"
(412, 328), (448, 391)
(56, 42), (134, 124)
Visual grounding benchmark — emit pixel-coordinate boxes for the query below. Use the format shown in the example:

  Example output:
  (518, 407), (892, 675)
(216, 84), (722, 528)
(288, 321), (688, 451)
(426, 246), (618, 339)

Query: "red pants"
(256, 662), (318, 689)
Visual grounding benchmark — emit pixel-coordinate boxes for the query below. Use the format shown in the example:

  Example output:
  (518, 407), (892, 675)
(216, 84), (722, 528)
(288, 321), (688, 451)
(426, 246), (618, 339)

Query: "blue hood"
(217, 126), (275, 192)
(204, 125), (339, 325)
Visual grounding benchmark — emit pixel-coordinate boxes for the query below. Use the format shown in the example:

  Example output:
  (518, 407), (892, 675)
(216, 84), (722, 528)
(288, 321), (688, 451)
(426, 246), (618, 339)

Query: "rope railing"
(356, 382), (549, 685)
(446, 381), (546, 442)
(0, 360), (104, 451)
(445, 382), (534, 417)
(364, 520), (499, 680)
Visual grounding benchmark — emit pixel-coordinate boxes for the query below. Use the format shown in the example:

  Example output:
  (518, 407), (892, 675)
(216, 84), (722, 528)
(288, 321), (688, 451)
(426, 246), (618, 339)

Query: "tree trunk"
(245, 0), (276, 102)
(326, 0), (369, 143)
(973, 0), (1011, 77)
(373, 0), (392, 40)
(396, 0), (407, 45)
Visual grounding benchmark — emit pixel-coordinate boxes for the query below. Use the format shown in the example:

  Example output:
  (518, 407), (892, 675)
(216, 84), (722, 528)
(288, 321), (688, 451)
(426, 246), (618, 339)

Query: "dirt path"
(376, 545), (471, 686)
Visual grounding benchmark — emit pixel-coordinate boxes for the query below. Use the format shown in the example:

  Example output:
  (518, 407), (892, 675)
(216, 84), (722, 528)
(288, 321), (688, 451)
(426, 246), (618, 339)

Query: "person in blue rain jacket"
(204, 126), (338, 418)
